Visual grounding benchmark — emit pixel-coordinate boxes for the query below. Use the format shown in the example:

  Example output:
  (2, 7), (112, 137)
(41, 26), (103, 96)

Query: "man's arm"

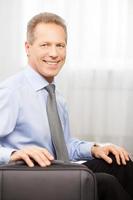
(0, 86), (19, 164)
(0, 84), (55, 166)
(62, 100), (130, 164)
(63, 102), (95, 161)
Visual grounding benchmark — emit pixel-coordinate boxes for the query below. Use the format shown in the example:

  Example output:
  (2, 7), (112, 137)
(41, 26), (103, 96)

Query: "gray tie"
(45, 84), (69, 162)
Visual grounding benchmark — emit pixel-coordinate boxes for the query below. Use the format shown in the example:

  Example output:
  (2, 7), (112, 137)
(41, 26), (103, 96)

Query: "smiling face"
(25, 23), (66, 83)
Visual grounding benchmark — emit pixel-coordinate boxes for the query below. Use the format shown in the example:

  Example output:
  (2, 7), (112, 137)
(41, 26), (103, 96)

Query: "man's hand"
(91, 144), (130, 165)
(10, 146), (54, 167)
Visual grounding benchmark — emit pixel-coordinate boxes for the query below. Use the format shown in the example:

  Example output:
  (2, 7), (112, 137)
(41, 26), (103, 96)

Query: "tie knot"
(45, 84), (55, 95)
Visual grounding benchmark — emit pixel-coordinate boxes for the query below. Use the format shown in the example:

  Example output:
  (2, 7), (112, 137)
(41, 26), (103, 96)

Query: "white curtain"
(0, 0), (133, 152)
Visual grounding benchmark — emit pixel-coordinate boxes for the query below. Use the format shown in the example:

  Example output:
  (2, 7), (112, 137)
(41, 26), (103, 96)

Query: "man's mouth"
(43, 60), (60, 65)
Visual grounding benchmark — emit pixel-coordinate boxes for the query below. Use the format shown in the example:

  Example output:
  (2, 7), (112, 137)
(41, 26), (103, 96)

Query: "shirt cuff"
(79, 142), (95, 160)
(0, 148), (16, 164)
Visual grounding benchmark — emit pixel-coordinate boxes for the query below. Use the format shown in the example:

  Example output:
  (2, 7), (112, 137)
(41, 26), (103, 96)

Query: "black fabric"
(83, 154), (133, 200)
(0, 162), (97, 200)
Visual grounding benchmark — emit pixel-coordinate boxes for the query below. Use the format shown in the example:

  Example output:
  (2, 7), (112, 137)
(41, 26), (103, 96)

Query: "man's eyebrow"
(39, 41), (66, 45)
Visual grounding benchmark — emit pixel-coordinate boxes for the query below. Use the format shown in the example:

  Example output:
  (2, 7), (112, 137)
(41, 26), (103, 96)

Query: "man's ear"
(25, 41), (30, 57)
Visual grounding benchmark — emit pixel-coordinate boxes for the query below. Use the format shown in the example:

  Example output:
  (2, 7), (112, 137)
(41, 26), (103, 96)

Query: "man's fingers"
(108, 147), (121, 165)
(10, 147), (54, 167)
(119, 152), (127, 165)
(11, 151), (34, 167)
(92, 144), (130, 165)
(29, 149), (52, 166)
(20, 153), (35, 167)
(106, 145), (129, 165)
(91, 146), (113, 164)
(24, 150), (47, 167)
(123, 151), (130, 161)
(117, 148), (130, 165)
(30, 147), (54, 165)
(99, 153), (112, 164)
(31, 146), (54, 161)
(120, 148), (130, 161)
(41, 148), (54, 161)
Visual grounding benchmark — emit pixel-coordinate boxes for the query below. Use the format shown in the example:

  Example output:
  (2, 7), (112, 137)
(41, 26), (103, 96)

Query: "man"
(0, 12), (133, 200)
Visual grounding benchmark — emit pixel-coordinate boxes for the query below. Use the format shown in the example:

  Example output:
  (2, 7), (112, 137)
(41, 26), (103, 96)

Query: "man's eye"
(57, 44), (65, 48)
(40, 44), (48, 47)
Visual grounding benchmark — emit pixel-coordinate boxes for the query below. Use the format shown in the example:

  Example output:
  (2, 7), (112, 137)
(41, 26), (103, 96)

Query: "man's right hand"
(10, 146), (54, 167)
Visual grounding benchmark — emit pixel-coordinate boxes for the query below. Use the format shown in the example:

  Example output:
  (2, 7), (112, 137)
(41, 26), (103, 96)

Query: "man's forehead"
(33, 23), (67, 43)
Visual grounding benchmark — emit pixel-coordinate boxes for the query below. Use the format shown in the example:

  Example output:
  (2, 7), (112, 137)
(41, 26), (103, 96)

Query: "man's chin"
(39, 72), (56, 82)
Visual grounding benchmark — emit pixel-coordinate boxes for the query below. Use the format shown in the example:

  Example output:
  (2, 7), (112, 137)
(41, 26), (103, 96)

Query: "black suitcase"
(0, 161), (97, 200)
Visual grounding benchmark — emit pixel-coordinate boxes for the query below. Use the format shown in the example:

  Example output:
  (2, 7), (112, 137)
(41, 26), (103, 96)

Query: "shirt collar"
(24, 65), (55, 91)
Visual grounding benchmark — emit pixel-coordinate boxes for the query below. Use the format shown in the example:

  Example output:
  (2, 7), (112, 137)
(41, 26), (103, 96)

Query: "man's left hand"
(91, 144), (130, 165)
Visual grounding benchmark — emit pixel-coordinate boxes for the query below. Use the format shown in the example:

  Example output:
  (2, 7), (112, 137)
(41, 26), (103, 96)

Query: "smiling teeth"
(46, 61), (58, 65)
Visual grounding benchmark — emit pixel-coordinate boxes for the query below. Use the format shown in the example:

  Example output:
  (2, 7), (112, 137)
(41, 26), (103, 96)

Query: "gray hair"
(27, 12), (67, 44)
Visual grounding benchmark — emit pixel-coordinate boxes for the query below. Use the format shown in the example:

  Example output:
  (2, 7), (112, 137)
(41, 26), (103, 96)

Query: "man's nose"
(49, 46), (58, 57)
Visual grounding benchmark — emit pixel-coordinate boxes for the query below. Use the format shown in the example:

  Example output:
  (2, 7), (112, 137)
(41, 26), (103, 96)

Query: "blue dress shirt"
(0, 66), (94, 164)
